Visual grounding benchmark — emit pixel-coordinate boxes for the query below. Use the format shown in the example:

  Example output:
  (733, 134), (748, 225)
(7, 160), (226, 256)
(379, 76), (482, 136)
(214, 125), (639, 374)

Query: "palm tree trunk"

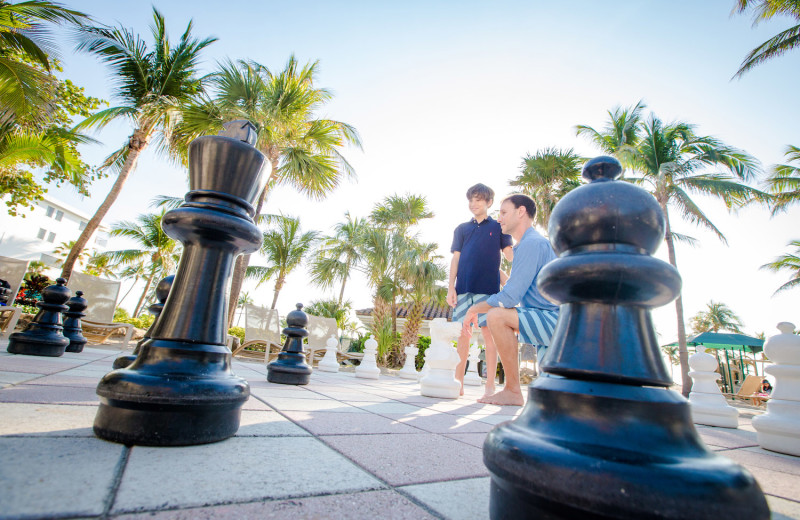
(662, 201), (692, 397)
(61, 130), (150, 280)
(337, 278), (347, 306)
(133, 271), (156, 317)
(116, 275), (140, 307)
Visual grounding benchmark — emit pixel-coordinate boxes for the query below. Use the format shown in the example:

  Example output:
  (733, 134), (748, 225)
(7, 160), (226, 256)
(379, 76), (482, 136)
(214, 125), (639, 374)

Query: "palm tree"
(765, 144), (800, 214)
(59, 7), (216, 280)
(53, 240), (88, 268)
(172, 57), (362, 326)
(246, 216), (319, 310)
(308, 212), (366, 306)
(85, 251), (116, 278)
(104, 210), (181, 317)
(305, 298), (352, 332)
(578, 108), (766, 396)
(510, 147), (585, 228)
(575, 100), (647, 168)
(234, 291), (253, 326)
(732, 0), (800, 78)
(116, 259), (147, 307)
(690, 301), (745, 334)
(397, 244), (447, 356)
(761, 239), (800, 294)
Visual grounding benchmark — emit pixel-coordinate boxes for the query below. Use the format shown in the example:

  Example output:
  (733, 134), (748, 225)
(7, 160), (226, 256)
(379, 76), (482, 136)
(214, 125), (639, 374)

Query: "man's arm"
(447, 251), (460, 307)
(486, 237), (547, 309)
(463, 299), (493, 333)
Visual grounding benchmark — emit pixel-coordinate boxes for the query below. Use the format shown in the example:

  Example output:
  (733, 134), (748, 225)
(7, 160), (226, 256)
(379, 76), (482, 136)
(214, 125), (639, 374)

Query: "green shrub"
(415, 335), (430, 370)
(228, 327), (245, 341)
(16, 304), (39, 314)
(114, 307), (130, 321)
(115, 313), (155, 330)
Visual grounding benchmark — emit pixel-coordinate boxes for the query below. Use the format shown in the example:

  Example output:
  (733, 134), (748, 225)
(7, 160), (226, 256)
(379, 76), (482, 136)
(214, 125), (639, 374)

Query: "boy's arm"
(447, 252), (460, 307)
(502, 245), (513, 263)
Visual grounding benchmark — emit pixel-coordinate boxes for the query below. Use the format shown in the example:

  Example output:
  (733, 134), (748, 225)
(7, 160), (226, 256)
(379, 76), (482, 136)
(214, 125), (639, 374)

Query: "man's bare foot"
(481, 386), (496, 400)
(478, 389), (524, 406)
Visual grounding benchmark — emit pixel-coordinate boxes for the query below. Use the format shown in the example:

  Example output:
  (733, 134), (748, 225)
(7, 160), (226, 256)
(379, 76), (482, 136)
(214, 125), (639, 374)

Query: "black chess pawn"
(93, 121), (263, 446)
(112, 274), (174, 369)
(7, 278), (70, 357)
(483, 157), (769, 519)
(267, 303), (312, 385)
(63, 290), (88, 353)
(0, 278), (11, 305)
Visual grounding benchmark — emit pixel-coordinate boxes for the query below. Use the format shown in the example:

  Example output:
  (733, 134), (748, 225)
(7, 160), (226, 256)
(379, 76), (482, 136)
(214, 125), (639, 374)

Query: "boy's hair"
(503, 194), (537, 219)
(466, 183), (494, 203)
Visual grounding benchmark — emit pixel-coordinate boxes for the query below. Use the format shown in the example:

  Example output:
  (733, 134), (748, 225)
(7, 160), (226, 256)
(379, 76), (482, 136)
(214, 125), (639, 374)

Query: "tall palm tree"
(397, 244), (447, 356)
(305, 298), (352, 332)
(104, 209), (181, 317)
(766, 144), (800, 214)
(59, 8), (216, 280)
(53, 239), (87, 267)
(575, 100), (647, 168)
(732, 0), (800, 78)
(761, 239), (800, 294)
(115, 259), (147, 307)
(578, 108), (766, 396)
(246, 216), (319, 310)
(308, 212), (366, 306)
(172, 57), (362, 326)
(690, 301), (745, 334)
(85, 251), (116, 278)
(510, 147), (585, 229)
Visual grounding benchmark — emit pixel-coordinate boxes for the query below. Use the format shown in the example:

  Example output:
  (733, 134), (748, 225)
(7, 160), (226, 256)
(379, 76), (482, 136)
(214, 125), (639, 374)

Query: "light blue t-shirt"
(485, 227), (558, 311)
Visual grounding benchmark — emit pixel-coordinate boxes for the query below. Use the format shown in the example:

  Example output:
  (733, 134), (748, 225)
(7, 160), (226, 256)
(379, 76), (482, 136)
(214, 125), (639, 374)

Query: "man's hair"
(466, 183), (494, 203)
(503, 194), (536, 219)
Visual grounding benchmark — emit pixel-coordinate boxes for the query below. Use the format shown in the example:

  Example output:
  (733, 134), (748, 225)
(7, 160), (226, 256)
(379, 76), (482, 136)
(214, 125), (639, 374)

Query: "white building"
(0, 194), (110, 270)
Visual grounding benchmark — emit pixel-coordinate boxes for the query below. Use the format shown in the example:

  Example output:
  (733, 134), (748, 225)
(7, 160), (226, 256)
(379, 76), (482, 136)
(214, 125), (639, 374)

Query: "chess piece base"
(420, 368), (461, 398)
(464, 373), (482, 386)
(398, 368), (419, 380)
(267, 352), (312, 385)
(93, 339), (249, 446)
(7, 332), (68, 357)
(689, 393), (739, 428)
(485, 376), (769, 520)
(753, 400), (800, 457)
(112, 354), (137, 369)
(64, 338), (86, 353)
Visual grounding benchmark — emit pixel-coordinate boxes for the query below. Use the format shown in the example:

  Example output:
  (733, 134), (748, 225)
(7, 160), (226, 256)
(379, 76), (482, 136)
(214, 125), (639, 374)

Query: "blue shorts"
(453, 293), (490, 328)
(516, 307), (559, 347)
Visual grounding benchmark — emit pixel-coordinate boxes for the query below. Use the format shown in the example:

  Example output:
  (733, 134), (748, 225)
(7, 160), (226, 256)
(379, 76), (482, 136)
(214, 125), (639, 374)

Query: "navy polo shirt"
(451, 216), (512, 295)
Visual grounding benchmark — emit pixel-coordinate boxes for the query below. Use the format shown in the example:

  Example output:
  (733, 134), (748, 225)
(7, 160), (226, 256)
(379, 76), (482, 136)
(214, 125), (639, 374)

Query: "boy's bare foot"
(478, 389), (524, 406)
(481, 386), (495, 400)
(460, 385), (464, 396)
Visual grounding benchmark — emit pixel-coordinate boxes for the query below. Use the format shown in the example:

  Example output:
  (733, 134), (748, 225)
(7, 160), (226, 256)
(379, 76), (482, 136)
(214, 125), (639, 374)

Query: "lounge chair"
(67, 272), (134, 349)
(232, 304), (282, 362)
(305, 315), (339, 365)
(733, 374), (766, 405)
(0, 256), (29, 347)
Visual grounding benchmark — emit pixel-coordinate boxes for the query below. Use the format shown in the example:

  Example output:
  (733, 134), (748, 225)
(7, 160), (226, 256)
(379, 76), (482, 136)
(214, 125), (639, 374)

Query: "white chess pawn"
(463, 332), (483, 387)
(688, 351), (738, 428)
(317, 335), (340, 372)
(753, 322), (800, 456)
(420, 318), (462, 398)
(399, 344), (419, 379)
(355, 337), (380, 379)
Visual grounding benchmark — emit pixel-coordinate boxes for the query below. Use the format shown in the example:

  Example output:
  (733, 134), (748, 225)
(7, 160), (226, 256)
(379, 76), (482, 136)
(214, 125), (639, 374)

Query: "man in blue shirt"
(463, 194), (559, 406)
(448, 183), (513, 397)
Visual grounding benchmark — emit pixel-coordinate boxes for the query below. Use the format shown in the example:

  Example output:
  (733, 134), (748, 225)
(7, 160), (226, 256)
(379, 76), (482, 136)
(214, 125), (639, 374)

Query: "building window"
(45, 206), (54, 217)
(46, 232), (56, 243)
(37, 228), (46, 240)
(40, 253), (59, 267)
(55, 210), (64, 222)
(79, 221), (87, 231)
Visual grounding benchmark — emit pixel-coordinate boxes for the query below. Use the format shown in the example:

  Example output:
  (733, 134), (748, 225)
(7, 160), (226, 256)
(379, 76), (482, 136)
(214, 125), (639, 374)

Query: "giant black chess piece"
(267, 303), (312, 385)
(0, 278), (11, 305)
(63, 290), (88, 353)
(112, 274), (174, 369)
(93, 121), (266, 446)
(7, 278), (70, 357)
(483, 157), (769, 519)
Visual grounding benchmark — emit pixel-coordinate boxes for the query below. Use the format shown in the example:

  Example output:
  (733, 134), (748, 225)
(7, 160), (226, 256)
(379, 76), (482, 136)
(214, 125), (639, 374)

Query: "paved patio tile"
(767, 495), (800, 520)
(0, 370), (45, 384)
(235, 409), (311, 437)
(0, 383), (99, 404)
(400, 477), (491, 520)
(254, 396), (368, 413)
(113, 437), (385, 513)
(443, 433), (489, 449)
(310, 390), (396, 402)
(696, 426), (759, 449)
(241, 396), (274, 411)
(22, 373), (101, 387)
(0, 403), (96, 436)
(0, 437), (124, 519)
(733, 464), (800, 502)
(384, 413), (494, 434)
(0, 355), (84, 373)
(464, 413), (517, 426)
(721, 447), (800, 476)
(321, 432), (488, 486)
(112, 490), (435, 520)
(346, 401), (424, 414)
(282, 410), (420, 436)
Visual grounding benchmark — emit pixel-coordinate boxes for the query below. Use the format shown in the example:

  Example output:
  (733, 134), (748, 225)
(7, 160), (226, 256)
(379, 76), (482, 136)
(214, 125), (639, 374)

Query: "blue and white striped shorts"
(516, 307), (559, 347)
(453, 293), (490, 328)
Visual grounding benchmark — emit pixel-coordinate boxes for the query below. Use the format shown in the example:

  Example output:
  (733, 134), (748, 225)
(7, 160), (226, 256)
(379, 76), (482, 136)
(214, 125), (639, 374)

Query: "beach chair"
(305, 315), (339, 365)
(733, 374), (765, 405)
(0, 256), (29, 346)
(232, 303), (282, 362)
(68, 272), (134, 349)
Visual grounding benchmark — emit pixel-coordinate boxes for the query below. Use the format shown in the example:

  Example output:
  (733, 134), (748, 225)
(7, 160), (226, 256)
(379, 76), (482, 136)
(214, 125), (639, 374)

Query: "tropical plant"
(690, 301), (745, 334)
(59, 7), (216, 280)
(575, 100), (647, 169)
(103, 209), (181, 316)
(171, 56), (362, 326)
(308, 212), (366, 306)
(53, 240), (88, 267)
(732, 0), (800, 78)
(246, 215), (319, 309)
(761, 239), (800, 294)
(577, 104), (767, 396)
(115, 259), (147, 307)
(234, 291), (253, 326)
(305, 298), (353, 332)
(510, 147), (585, 228)
(84, 251), (116, 278)
(765, 144), (800, 214)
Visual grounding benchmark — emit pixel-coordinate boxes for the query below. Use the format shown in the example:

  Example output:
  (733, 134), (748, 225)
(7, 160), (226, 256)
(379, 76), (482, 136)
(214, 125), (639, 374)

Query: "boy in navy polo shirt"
(447, 183), (513, 397)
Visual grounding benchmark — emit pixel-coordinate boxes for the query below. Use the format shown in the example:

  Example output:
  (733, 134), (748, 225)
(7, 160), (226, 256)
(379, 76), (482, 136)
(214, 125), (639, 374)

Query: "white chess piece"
(399, 344), (419, 379)
(688, 351), (738, 428)
(355, 337), (380, 379)
(753, 322), (800, 456)
(420, 318), (463, 398)
(317, 335), (340, 372)
(463, 331), (483, 387)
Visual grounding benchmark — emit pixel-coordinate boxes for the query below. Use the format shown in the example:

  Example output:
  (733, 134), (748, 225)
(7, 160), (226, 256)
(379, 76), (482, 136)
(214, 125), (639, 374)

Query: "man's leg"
(480, 326), (497, 398)
(478, 307), (524, 406)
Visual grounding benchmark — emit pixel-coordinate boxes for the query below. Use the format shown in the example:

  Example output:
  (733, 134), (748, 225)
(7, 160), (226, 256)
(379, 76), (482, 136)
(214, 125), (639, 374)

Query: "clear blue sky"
(47, 0), (799, 340)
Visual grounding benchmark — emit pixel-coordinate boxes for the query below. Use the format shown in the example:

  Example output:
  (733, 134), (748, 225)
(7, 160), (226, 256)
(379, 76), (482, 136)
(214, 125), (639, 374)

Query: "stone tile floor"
(1, 344), (798, 520)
